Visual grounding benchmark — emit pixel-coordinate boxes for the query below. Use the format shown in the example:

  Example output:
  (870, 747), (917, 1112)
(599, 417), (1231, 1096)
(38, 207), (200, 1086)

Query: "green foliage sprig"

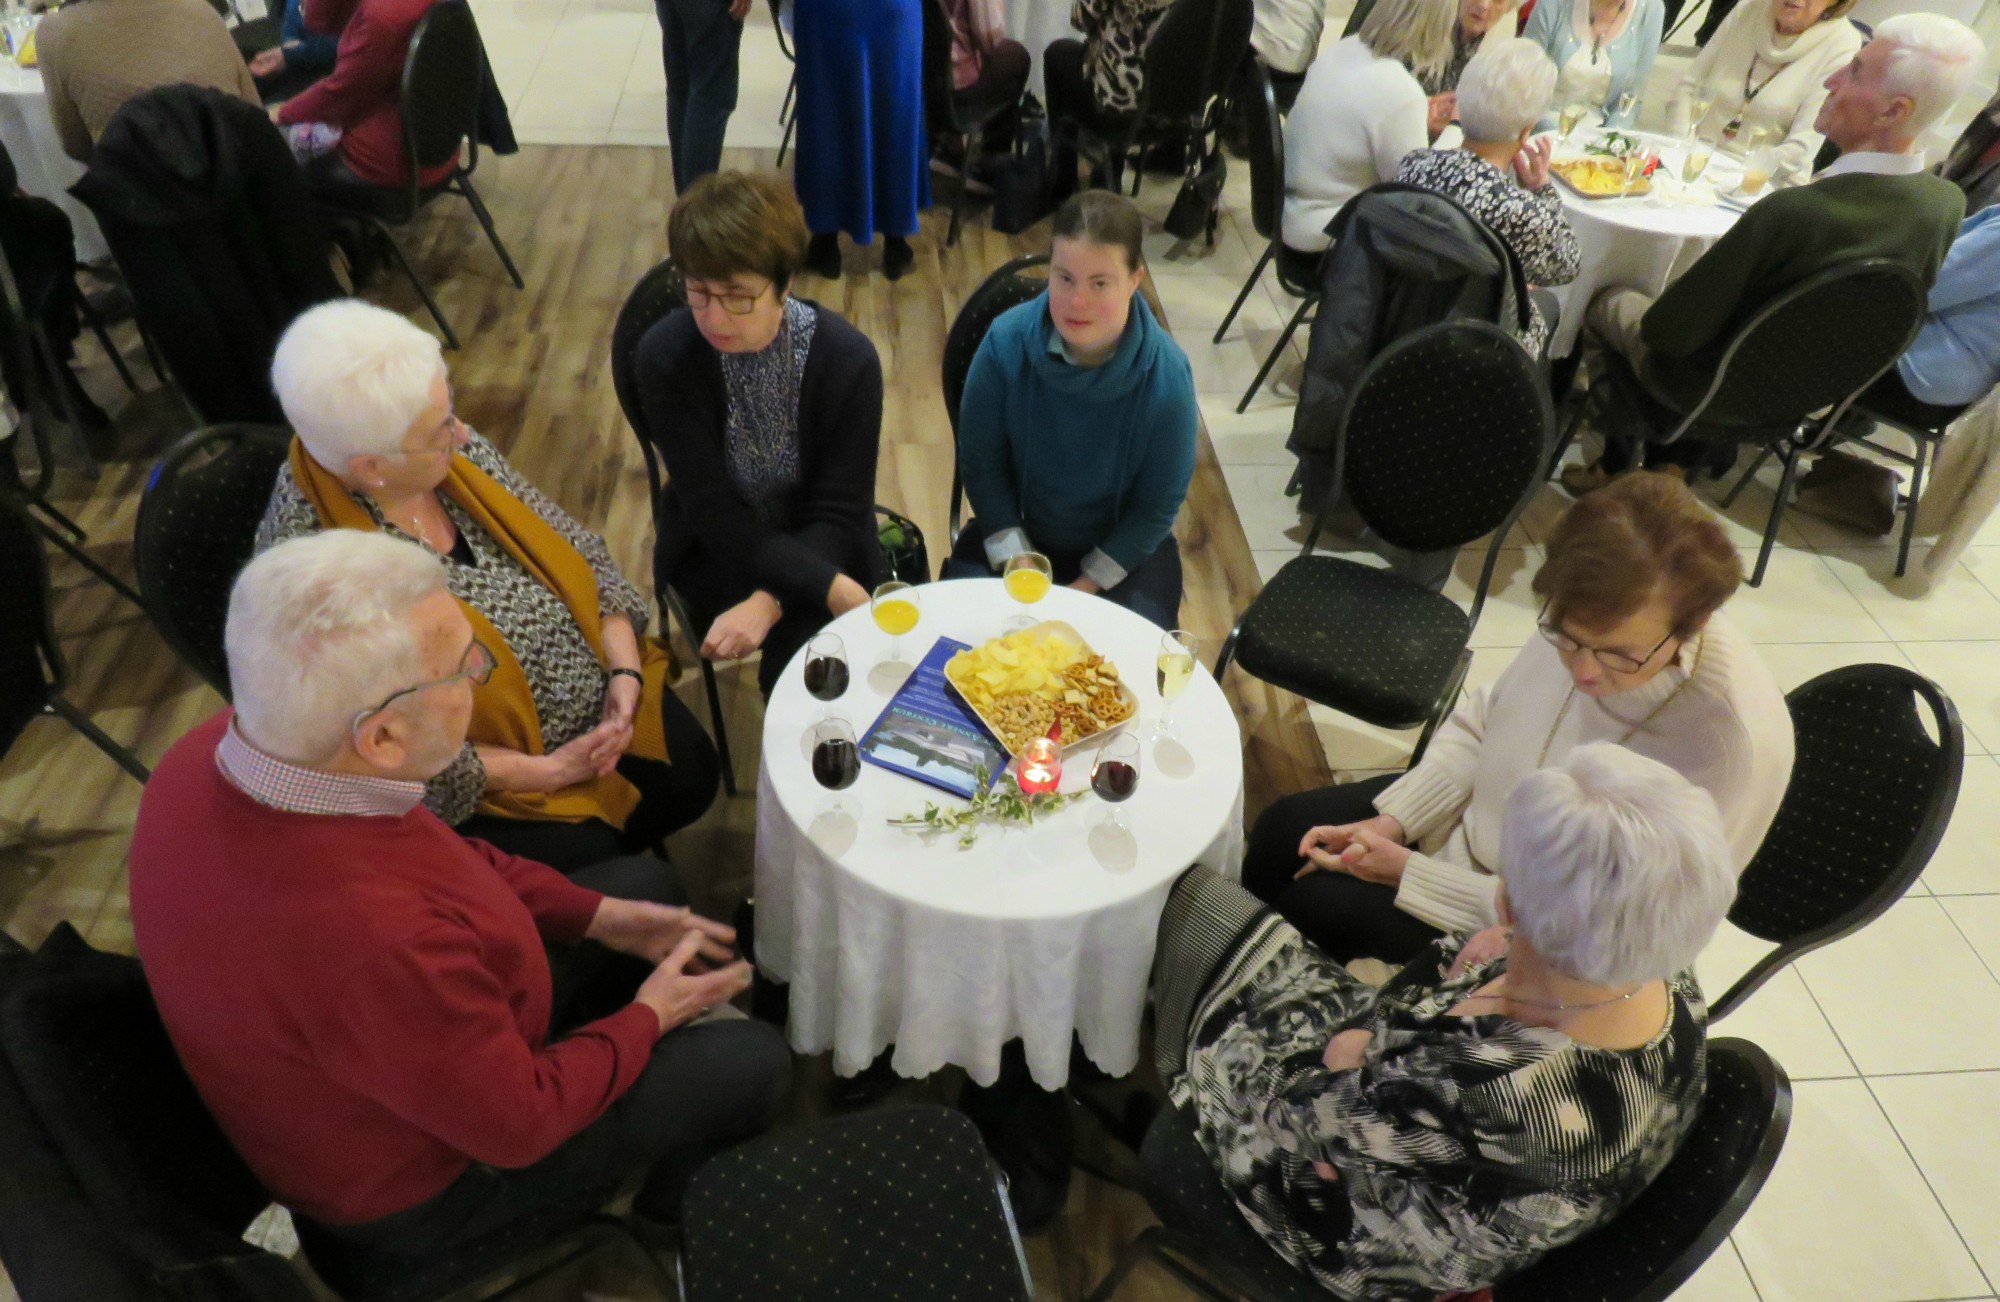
(887, 767), (1085, 849)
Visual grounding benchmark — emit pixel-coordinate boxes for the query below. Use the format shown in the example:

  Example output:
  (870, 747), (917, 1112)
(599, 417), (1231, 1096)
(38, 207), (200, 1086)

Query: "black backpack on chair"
(876, 506), (931, 585)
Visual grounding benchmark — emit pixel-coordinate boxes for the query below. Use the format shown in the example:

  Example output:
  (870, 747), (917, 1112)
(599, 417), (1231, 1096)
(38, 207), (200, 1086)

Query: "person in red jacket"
(129, 530), (789, 1286)
(270, 0), (455, 189)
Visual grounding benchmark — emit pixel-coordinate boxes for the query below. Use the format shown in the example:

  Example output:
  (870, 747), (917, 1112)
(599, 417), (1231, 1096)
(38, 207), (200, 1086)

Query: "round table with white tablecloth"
(753, 578), (1245, 1092)
(1544, 129), (1749, 358)
(0, 58), (108, 263)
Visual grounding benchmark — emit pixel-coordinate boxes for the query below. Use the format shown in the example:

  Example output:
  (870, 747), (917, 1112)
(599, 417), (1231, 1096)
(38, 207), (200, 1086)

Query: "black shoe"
(806, 232), (842, 279)
(881, 236), (914, 281)
(828, 1048), (901, 1108)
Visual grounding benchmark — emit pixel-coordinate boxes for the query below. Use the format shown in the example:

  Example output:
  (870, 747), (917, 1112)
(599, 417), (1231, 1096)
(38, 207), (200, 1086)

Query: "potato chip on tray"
(944, 624), (1138, 755)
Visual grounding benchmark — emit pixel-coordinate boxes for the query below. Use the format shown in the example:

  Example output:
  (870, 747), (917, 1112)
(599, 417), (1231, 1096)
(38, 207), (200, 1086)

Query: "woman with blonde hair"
(1670, 0), (1863, 182)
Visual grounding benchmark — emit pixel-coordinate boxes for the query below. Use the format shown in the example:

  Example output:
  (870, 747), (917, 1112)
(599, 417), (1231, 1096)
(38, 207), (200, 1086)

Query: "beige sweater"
(1370, 613), (1794, 935)
(1670, 0), (1861, 184)
(39, 0), (260, 163)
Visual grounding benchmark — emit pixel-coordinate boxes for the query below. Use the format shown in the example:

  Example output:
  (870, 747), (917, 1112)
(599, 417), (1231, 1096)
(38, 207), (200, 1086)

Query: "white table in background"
(753, 579), (1245, 1092)
(0, 60), (108, 263)
(1545, 129), (1747, 358)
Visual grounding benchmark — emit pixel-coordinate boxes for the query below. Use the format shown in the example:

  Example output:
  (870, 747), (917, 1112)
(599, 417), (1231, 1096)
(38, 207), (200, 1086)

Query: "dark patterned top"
(1417, 22), (1484, 95)
(721, 297), (815, 522)
(1395, 147), (1583, 357)
(1169, 923), (1707, 1301)
(1073, 0), (1173, 115)
(256, 431), (651, 825)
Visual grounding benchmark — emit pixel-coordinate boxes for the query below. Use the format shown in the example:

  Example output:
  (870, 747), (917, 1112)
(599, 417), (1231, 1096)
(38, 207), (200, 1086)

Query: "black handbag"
(1164, 141), (1227, 242)
(875, 506), (931, 585)
(991, 102), (1054, 234)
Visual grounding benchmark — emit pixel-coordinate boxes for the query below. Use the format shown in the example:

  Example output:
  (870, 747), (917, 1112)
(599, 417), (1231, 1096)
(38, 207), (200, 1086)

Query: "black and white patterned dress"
(1396, 147), (1583, 357)
(1168, 920), (1707, 1301)
(256, 432), (651, 825)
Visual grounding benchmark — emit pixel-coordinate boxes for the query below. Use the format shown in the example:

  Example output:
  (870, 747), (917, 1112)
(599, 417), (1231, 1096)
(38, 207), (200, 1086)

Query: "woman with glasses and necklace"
(1240, 471), (1793, 964)
(634, 170), (885, 700)
(256, 300), (722, 875)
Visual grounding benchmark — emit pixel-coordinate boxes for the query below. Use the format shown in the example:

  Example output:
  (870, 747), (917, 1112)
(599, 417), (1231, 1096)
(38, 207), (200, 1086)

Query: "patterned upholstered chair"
(676, 1105), (1033, 1301)
(1214, 319), (1551, 764)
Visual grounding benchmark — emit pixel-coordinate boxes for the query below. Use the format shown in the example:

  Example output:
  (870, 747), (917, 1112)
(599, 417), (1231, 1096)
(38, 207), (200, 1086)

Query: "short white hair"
(1500, 743), (1738, 987)
(1873, 13), (1986, 139)
(227, 532), (447, 764)
(1456, 38), (1558, 144)
(271, 299), (445, 471)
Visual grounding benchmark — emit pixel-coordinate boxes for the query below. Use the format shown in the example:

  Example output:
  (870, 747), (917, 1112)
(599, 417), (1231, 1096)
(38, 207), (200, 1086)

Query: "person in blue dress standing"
(793, 0), (931, 280)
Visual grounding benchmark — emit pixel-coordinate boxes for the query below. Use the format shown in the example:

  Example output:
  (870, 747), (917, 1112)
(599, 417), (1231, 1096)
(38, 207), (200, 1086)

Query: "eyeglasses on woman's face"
(349, 638), (496, 737)
(685, 278), (773, 316)
(1536, 602), (1676, 675)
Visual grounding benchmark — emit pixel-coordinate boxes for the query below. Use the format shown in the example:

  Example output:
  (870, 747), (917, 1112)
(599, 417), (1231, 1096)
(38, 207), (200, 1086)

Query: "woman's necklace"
(377, 493), (455, 555)
(1588, 0), (1630, 57)
(1462, 980), (1647, 1013)
(1722, 55), (1784, 140)
(1536, 633), (1706, 767)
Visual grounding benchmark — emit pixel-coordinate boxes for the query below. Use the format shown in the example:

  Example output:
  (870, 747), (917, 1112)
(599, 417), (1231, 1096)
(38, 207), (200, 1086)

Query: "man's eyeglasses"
(685, 282), (770, 316)
(350, 639), (496, 736)
(1536, 603), (1676, 675)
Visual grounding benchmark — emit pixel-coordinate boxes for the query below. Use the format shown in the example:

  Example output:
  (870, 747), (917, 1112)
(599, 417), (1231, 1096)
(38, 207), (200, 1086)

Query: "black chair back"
(1713, 664), (1962, 1018)
(401, 0), (486, 181)
(0, 494), (58, 754)
(1135, 0), (1254, 131)
(1238, 58), (1282, 244)
(1323, 318), (1551, 559)
(943, 254), (1050, 532)
(678, 1106), (1032, 1301)
(610, 257), (689, 507)
(768, 0), (794, 59)
(1493, 1038), (1793, 1302)
(136, 425), (294, 699)
(1667, 259), (1926, 437)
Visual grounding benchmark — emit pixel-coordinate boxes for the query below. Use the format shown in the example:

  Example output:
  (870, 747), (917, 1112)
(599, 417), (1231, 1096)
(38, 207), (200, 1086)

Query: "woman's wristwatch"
(608, 667), (644, 685)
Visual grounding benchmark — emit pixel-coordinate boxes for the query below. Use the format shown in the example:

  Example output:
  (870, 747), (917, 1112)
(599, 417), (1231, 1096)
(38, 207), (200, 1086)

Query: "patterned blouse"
(256, 431), (651, 826)
(1170, 923), (1707, 1301)
(1395, 147), (1583, 357)
(1417, 22), (1484, 96)
(1072, 0), (1174, 116)
(722, 297), (815, 522)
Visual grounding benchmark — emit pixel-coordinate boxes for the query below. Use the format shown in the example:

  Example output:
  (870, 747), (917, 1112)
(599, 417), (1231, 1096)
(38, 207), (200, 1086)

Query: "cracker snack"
(945, 627), (1137, 754)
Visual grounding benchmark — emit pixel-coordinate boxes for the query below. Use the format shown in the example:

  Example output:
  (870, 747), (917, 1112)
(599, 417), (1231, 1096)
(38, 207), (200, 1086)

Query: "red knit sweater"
(277, 0), (456, 188)
(129, 713), (660, 1225)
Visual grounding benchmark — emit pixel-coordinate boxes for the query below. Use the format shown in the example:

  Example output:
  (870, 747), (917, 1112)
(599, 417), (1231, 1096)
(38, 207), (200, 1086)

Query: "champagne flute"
(1621, 148), (1649, 196)
(1681, 141), (1712, 185)
(1558, 101), (1588, 140)
(809, 714), (862, 824)
(1153, 630), (1197, 741)
(1614, 91), (1638, 126)
(871, 580), (921, 667)
(1090, 732), (1141, 832)
(1687, 91), (1716, 139)
(1739, 144), (1775, 195)
(803, 631), (850, 702)
(1001, 551), (1052, 632)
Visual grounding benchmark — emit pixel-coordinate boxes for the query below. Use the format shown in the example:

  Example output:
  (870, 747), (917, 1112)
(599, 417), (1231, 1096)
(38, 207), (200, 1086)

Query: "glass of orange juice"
(1001, 552), (1052, 631)
(871, 580), (921, 667)
(1738, 145), (1775, 196)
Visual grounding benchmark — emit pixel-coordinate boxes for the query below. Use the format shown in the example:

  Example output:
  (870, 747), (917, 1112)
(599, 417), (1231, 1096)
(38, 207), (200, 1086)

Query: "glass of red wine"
(803, 632), (850, 702)
(1090, 732), (1141, 831)
(810, 714), (862, 823)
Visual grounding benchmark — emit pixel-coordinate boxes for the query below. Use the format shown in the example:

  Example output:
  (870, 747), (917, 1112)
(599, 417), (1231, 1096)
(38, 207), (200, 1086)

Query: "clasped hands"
(1294, 813), (1412, 885)
(586, 898), (752, 1033)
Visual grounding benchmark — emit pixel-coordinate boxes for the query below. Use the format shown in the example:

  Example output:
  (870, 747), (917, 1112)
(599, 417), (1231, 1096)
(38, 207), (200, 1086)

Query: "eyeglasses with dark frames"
(349, 638), (496, 736)
(1536, 601), (1677, 675)
(684, 280), (771, 316)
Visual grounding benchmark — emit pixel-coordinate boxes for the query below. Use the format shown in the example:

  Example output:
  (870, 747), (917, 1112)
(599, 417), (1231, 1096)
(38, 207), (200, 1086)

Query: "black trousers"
(1857, 367), (1969, 431)
(1241, 776), (1446, 964)
(459, 685), (722, 875)
(296, 857), (792, 1293)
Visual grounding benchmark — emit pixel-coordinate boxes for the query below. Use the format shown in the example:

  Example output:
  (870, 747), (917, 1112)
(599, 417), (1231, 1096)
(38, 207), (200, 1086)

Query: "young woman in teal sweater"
(945, 191), (1199, 630)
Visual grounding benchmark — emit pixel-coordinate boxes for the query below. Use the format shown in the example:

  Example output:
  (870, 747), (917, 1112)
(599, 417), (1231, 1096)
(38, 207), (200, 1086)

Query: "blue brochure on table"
(860, 637), (1011, 800)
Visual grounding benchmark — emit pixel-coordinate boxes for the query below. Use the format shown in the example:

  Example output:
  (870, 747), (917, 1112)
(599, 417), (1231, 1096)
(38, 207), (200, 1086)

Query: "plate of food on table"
(1551, 131), (1660, 199)
(944, 624), (1137, 756)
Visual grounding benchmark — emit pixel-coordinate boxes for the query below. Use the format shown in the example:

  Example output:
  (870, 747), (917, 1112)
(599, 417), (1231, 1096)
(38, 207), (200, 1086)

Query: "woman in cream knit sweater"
(1669, 0), (1864, 184)
(1241, 472), (1794, 963)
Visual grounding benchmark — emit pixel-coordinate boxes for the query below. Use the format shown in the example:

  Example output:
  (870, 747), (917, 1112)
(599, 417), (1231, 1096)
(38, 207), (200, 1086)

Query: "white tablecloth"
(753, 579), (1246, 1091)
(0, 60), (108, 263)
(1546, 130), (1747, 358)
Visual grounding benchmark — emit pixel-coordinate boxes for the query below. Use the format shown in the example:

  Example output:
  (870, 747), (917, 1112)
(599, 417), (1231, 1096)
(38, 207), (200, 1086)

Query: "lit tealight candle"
(1017, 737), (1061, 794)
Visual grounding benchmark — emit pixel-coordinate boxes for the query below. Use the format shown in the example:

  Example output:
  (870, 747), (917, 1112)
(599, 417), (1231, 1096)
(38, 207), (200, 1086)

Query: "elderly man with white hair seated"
(128, 532), (790, 1290)
(1567, 11), (1983, 489)
(1147, 743), (1736, 1299)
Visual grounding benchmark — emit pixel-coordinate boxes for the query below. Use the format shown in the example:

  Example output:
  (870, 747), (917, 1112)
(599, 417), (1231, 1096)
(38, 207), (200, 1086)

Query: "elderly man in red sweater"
(269, 0), (456, 189)
(129, 530), (789, 1287)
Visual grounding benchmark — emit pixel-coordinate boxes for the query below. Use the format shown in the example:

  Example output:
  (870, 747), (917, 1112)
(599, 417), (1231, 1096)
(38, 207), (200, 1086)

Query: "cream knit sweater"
(1370, 613), (1795, 935)
(1670, 0), (1863, 184)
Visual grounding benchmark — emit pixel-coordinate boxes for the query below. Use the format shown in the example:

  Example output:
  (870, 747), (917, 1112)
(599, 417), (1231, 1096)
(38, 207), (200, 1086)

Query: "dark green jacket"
(1639, 170), (1965, 409)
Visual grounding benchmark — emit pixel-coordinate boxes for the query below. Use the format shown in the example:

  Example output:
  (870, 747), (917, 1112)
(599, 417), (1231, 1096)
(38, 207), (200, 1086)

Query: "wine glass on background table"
(1091, 732), (1141, 832)
(1558, 101), (1588, 140)
(1001, 552), (1052, 632)
(809, 714), (862, 826)
(803, 632), (849, 702)
(1687, 91), (1715, 139)
(871, 580), (921, 670)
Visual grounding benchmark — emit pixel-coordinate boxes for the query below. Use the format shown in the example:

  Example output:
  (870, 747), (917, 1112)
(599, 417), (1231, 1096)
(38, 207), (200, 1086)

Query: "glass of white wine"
(1687, 91), (1716, 139)
(1739, 144), (1776, 196)
(1614, 91), (1638, 125)
(1558, 101), (1588, 140)
(1682, 142), (1713, 185)
(1153, 630), (1197, 741)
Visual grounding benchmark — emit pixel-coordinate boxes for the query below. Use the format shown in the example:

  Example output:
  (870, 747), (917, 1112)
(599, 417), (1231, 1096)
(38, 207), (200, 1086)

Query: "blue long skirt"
(792, 0), (931, 242)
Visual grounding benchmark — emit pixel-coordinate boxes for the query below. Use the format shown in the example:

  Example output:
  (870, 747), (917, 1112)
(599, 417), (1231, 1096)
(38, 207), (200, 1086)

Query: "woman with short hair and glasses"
(634, 169), (885, 700)
(257, 299), (722, 876)
(1240, 471), (1793, 964)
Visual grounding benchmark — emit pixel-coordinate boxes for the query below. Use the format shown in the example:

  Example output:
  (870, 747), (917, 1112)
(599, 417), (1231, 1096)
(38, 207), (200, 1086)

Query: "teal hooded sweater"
(957, 291), (1198, 586)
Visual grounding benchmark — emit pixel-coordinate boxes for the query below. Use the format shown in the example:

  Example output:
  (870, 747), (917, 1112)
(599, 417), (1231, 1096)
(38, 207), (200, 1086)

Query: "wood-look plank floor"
(0, 143), (1330, 1302)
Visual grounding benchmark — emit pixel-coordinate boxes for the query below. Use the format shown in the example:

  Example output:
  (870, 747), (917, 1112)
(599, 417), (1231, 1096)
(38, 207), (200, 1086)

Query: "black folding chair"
(1215, 320), (1551, 764)
(941, 253), (1050, 539)
(1053, 0), (1253, 201)
(135, 425), (294, 698)
(921, 0), (1031, 245)
(1214, 57), (1321, 413)
(1089, 1039), (1791, 1302)
(678, 1106), (1033, 1301)
(0, 494), (149, 783)
(1710, 663), (1962, 1019)
(313, 0), (523, 350)
(1584, 259), (1925, 587)
(771, 0), (798, 167)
